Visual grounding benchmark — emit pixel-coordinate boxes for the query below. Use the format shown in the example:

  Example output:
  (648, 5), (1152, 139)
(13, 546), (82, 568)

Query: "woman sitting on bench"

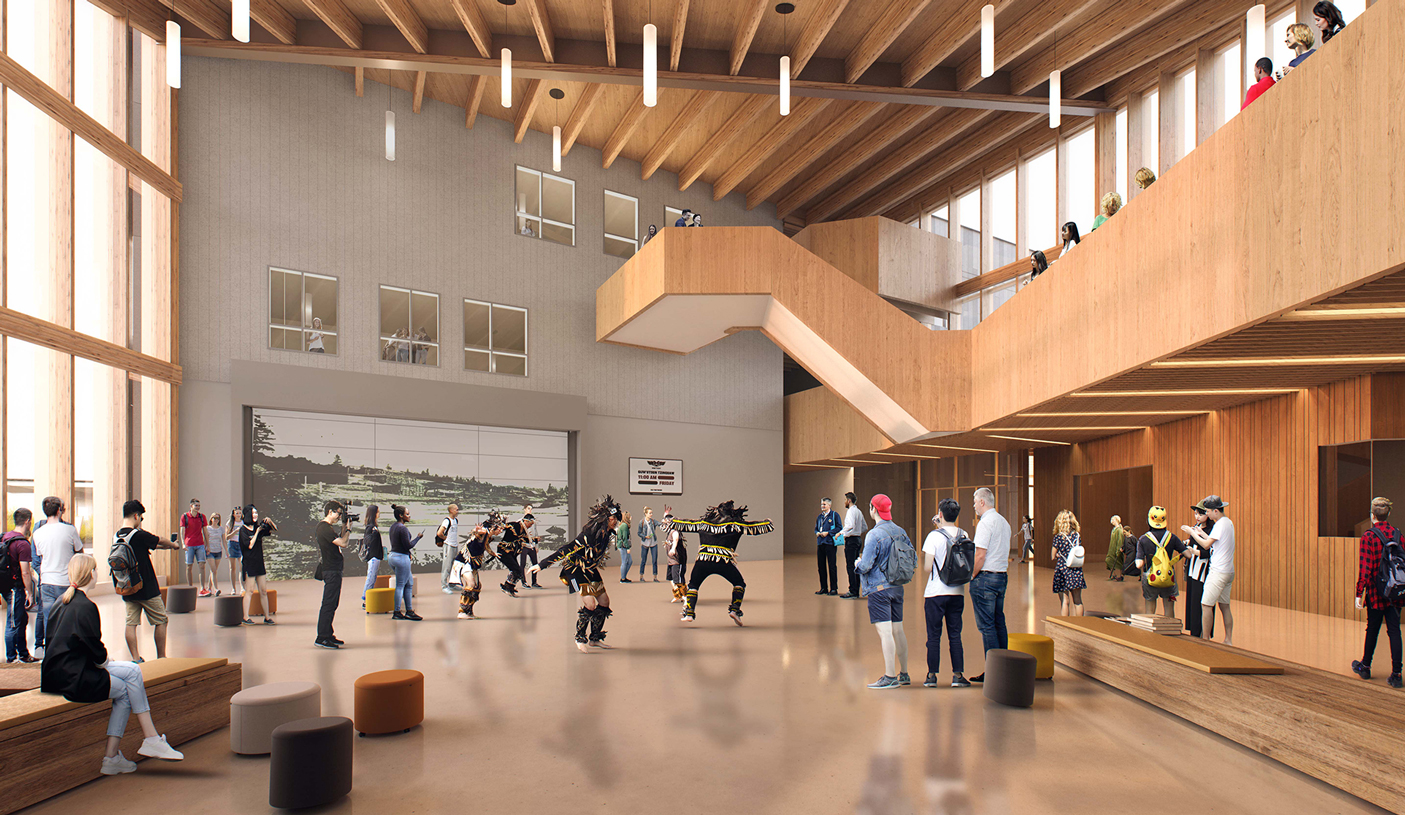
(40, 553), (186, 775)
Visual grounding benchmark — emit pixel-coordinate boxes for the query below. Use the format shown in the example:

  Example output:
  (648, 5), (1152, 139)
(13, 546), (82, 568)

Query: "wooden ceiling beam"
(670, 0), (691, 72)
(713, 96), (831, 200)
(775, 104), (935, 218)
(303, 0), (363, 49)
(805, 107), (990, 222)
(953, 0), (1100, 91)
(412, 70), (427, 113)
(524, 0), (556, 63)
(603, 0), (617, 67)
(449, 0), (493, 58)
(561, 82), (603, 154)
(729, 0), (769, 76)
(514, 79), (546, 143)
(677, 94), (769, 191)
(844, 0), (931, 84)
(603, 88), (654, 168)
(464, 74), (487, 128)
(374, 0), (429, 54)
(87, 0), (168, 42)
(744, 100), (884, 210)
(790, 0), (849, 76)
(1011, 0), (1195, 94)
(642, 90), (721, 180)
(249, 0), (297, 44)
(156, 0), (229, 39)
(900, 0), (1015, 87)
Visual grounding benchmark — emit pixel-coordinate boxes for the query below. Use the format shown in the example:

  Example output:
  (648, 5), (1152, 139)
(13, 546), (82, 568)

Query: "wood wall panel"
(792, 216), (962, 313)
(784, 388), (889, 465)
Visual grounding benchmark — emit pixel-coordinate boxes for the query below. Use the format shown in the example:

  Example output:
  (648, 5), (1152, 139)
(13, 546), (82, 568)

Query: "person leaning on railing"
(1091, 193), (1122, 231)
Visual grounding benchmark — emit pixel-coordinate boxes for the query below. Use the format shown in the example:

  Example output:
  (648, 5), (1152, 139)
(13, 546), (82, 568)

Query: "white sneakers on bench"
(137, 735), (185, 761)
(100, 753), (137, 775)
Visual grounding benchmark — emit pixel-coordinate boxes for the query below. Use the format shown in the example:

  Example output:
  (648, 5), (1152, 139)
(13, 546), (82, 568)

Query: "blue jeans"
(387, 553), (414, 612)
(5, 585), (30, 661)
(619, 548), (633, 580)
(106, 661), (150, 738)
(362, 557), (382, 600)
(638, 545), (658, 577)
(40, 584), (65, 645)
(969, 571), (1009, 654)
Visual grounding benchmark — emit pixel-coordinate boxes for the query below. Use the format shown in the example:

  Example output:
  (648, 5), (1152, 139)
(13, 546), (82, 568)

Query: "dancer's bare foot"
(589, 641), (613, 649)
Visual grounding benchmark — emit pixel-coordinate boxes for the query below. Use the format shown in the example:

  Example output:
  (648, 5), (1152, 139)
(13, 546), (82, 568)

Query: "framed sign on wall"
(630, 457), (683, 495)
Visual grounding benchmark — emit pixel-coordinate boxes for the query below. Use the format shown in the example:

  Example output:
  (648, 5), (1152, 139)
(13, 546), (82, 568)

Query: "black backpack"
(935, 528), (975, 586)
(0, 531), (21, 593)
(1372, 528), (1405, 606)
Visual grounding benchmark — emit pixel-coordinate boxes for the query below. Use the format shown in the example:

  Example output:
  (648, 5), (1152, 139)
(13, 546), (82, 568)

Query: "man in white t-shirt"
(438, 504), (461, 593)
(839, 492), (869, 599)
(921, 498), (971, 689)
(33, 496), (84, 629)
(968, 487), (1012, 682)
(1181, 494), (1235, 646)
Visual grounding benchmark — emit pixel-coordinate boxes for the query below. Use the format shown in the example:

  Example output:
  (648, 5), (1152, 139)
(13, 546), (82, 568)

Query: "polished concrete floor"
(25, 556), (1392, 814)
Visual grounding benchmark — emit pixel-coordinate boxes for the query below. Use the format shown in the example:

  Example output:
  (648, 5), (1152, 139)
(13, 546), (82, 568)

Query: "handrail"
(952, 243), (1063, 298)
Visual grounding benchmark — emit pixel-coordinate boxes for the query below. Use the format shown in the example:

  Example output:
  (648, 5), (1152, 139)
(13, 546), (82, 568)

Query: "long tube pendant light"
(166, 20), (181, 88)
(233, 0), (250, 42)
(1048, 69), (1061, 128)
(385, 110), (396, 161)
(552, 126), (562, 171)
(980, 4), (995, 78)
(779, 56), (791, 115)
(501, 48), (513, 107)
(643, 24), (658, 107)
(1246, 4), (1266, 78)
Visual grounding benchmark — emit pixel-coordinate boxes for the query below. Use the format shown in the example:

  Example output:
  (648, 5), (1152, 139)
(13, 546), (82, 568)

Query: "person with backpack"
(921, 499), (972, 689)
(855, 494), (914, 689)
(1135, 506), (1187, 618)
(436, 503), (461, 595)
(1352, 497), (1403, 689)
(1180, 495), (1236, 646)
(114, 500), (180, 662)
(1051, 510), (1087, 616)
(3, 508), (37, 663)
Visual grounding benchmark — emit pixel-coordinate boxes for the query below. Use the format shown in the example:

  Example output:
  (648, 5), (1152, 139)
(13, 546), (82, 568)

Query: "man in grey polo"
(968, 487), (1011, 682)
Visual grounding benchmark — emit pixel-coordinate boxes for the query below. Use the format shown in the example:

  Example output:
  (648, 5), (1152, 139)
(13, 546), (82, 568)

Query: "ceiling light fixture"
(385, 80), (395, 161)
(777, 3), (795, 115)
(232, 0), (249, 42)
(644, 23), (658, 106)
(980, 4), (995, 78)
(911, 443), (999, 453)
(986, 434), (1072, 446)
(1280, 307), (1405, 320)
(549, 87), (565, 171)
(1247, 4), (1266, 80)
(1152, 355), (1405, 368)
(983, 426), (1148, 432)
(1048, 70), (1061, 128)
(1068, 388), (1296, 397)
(1016, 410), (1210, 417)
(166, 14), (181, 89)
(499, 0), (516, 107)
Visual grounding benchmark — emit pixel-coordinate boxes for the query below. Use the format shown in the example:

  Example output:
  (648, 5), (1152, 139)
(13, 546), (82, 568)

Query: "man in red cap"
(855, 494), (913, 689)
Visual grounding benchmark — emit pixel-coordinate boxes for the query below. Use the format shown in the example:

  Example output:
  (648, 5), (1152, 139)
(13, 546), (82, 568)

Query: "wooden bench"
(0, 664), (41, 698)
(0, 657), (242, 815)
(1049, 615), (1284, 674)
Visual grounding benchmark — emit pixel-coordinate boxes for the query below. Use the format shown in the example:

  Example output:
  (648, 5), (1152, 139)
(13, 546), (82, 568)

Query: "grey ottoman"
(982, 649), (1037, 708)
(214, 595), (245, 627)
(166, 585), (197, 614)
(231, 681), (322, 755)
(269, 716), (353, 809)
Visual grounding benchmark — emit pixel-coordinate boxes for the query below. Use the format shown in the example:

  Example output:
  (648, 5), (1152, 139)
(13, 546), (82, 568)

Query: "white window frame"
(379, 285), (440, 367)
(515, 165), (576, 246)
(603, 189), (639, 258)
(268, 267), (338, 356)
(463, 298), (529, 377)
(666, 205), (686, 227)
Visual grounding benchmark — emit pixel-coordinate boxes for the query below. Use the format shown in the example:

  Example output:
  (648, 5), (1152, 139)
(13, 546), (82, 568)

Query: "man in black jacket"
(314, 501), (354, 650)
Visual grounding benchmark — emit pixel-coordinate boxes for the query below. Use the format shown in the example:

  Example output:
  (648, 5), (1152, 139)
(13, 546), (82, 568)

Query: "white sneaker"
(441, 587), (455, 594)
(456, 612), (470, 619)
(100, 752), (138, 775)
(137, 735), (184, 761)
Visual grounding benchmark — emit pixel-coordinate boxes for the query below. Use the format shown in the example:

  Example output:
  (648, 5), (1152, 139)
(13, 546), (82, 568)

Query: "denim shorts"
(184, 545), (207, 564)
(866, 585), (904, 624)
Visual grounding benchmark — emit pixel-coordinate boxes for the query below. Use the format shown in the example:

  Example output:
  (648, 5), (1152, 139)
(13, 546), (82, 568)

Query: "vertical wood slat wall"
(1036, 373), (1405, 621)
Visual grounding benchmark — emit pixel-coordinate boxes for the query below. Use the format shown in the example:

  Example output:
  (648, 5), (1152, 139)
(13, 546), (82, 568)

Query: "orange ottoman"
(247, 589), (278, 616)
(353, 670), (424, 736)
(373, 574), (391, 589)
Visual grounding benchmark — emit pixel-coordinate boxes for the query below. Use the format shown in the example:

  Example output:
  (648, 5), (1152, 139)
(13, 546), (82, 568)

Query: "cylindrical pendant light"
(385, 111), (396, 161)
(980, 4), (995, 79)
(1246, 4), (1266, 72)
(643, 24), (658, 107)
(501, 48), (513, 107)
(233, 0), (250, 42)
(779, 56), (791, 115)
(552, 126), (562, 171)
(166, 20), (181, 88)
(1048, 69), (1061, 128)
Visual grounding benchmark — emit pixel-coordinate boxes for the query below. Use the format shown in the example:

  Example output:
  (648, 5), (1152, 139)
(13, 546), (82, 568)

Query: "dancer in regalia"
(457, 511), (504, 619)
(494, 515), (539, 597)
(670, 501), (773, 626)
(529, 495), (620, 652)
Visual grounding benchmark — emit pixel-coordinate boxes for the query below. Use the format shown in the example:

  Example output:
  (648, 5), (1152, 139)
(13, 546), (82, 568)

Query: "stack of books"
(1128, 614), (1183, 634)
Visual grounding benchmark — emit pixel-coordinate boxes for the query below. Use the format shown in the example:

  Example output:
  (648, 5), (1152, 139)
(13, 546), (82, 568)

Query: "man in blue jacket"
(814, 498), (842, 596)
(855, 494), (911, 689)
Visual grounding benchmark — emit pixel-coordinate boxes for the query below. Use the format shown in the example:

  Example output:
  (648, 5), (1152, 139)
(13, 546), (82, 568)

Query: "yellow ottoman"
(1008, 633), (1055, 680)
(365, 587), (395, 614)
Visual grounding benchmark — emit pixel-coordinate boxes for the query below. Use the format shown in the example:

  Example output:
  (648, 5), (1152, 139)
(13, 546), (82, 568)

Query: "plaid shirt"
(1357, 522), (1403, 610)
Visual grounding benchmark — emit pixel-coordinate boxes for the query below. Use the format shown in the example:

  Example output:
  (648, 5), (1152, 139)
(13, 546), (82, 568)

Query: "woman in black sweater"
(387, 504), (424, 620)
(360, 504), (385, 609)
(41, 554), (185, 775)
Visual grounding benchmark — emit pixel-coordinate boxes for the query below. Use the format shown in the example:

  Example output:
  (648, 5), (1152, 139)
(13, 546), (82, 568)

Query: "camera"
(342, 503), (360, 523)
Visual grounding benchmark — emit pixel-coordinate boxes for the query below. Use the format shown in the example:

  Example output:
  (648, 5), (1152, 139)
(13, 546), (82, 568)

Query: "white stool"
(230, 681), (322, 755)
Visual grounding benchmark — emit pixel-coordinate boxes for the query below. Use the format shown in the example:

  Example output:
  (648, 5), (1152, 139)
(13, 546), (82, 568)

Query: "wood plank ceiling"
(171, 0), (1224, 228)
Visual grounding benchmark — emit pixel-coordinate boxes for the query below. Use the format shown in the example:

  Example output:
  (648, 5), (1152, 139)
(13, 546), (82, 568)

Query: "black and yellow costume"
(457, 517), (499, 617)
(537, 496), (621, 645)
(495, 520), (533, 596)
(670, 501), (774, 623)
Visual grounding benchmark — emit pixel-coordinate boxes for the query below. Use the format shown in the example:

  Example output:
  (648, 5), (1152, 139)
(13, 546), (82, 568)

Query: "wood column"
(1094, 110), (1116, 205)
(1195, 48), (1217, 145)
(1125, 90), (1144, 201)
(1157, 70), (1175, 175)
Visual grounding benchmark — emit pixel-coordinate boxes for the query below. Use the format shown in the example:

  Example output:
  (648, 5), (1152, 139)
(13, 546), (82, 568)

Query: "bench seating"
(0, 657), (241, 815)
(1048, 615), (1283, 674)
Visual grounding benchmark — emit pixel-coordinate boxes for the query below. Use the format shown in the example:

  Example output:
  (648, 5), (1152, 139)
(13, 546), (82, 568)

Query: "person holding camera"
(314, 501), (354, 650)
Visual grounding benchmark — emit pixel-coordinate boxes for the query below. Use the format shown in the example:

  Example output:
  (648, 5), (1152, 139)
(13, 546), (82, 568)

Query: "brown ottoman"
(353, 669), (424, 735)
(231, 681), (321, 755)
(214, 594), (245, 627)
(247, 589), (278, 616)
(983, 649), (1038, 708)
(166, 585), (197, 614)
(269, 716), (353, 809)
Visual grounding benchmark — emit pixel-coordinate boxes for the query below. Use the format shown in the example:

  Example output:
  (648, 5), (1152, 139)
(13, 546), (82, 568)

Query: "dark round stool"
(166, 585), (198, 614)
(983, 649), (1037, 708)
(213, 594), (245, 627)
(269, 716), (353, 809)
